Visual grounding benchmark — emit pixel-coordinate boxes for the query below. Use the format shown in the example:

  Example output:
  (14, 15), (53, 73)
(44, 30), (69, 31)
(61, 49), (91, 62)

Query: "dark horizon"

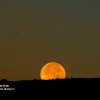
(0, 77), (100, 82)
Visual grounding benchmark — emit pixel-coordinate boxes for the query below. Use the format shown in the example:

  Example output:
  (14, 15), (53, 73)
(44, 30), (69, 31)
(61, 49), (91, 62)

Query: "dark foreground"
(0, 78), (99, 91)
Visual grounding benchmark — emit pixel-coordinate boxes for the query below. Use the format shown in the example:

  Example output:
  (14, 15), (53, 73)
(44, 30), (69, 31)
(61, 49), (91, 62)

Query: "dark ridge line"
(0, 78), (100, 82)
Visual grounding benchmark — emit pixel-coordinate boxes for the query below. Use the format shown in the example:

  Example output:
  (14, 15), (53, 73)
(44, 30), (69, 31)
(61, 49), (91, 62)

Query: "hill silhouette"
(0, 78), (99, 91)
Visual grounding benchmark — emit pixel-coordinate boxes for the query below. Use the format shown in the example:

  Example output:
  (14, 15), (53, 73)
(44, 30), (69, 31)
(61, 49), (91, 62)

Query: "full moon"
(40, 62), (66, 80)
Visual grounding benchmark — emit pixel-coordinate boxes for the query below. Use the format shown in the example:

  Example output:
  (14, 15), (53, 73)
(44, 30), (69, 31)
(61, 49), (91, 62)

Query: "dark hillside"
(0, 78), (99, 91)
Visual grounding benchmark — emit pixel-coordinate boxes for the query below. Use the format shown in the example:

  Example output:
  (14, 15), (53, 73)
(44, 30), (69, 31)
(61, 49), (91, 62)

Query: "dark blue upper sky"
(29, 0), (100, 15)
(1, 0), (100, 16)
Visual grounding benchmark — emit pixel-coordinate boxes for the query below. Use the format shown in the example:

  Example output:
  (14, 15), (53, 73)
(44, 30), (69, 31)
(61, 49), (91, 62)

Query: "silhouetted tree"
(0, 79), (7, 82)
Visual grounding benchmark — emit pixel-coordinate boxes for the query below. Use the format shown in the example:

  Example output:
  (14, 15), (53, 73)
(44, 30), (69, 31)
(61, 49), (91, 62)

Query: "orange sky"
(0, 1), (100, 81)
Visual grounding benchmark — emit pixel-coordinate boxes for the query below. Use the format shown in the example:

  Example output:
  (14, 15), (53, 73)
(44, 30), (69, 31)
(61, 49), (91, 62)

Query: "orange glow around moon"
(40, 62), (66, 80)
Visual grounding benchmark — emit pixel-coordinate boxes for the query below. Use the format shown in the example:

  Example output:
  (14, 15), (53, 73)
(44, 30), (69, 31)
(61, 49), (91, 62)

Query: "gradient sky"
(0, 0), (100, 81)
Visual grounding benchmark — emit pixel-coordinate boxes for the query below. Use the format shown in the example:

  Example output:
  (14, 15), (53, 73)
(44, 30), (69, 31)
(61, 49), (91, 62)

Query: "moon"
(40, 62), (66, 80)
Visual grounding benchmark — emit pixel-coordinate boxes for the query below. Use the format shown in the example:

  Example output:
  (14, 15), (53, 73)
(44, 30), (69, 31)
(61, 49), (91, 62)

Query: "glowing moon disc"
(40, 62), (66, 80)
